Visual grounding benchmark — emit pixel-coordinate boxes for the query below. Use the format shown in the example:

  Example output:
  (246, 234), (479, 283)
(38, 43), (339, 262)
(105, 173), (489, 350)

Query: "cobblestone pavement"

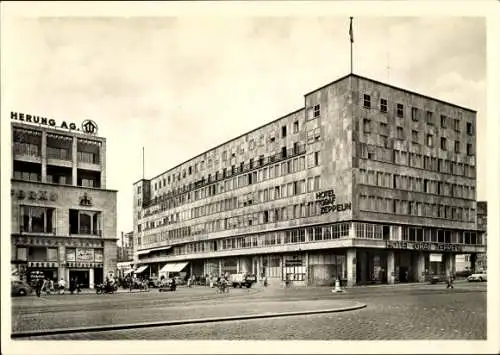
(12, 282), (486, 340)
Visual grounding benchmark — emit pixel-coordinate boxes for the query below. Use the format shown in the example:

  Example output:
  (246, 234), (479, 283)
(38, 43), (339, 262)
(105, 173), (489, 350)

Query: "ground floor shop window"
(221, 258), (237, 275)
(283, 254), (305, 281)
(262, 254), (282, 278)
(27, 269), (57, 287)
(69, 270), (90, 288)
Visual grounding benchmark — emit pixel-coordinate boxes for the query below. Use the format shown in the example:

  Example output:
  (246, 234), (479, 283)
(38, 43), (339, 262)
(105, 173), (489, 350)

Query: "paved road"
(11, 282), (486, 340)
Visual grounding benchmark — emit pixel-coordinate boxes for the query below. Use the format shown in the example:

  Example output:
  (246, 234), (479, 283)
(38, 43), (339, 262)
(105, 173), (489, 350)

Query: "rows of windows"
(171, 222), (350, 256)
(148, 135), (310, 195)
(359, 169), (476, 200)
(401, 227), (480, 245)
(359, 143), (476, 179)
(362, 94), (474, 136)
(364, 119), (475, 155)
(142, 175), (320, 231)
(359, 194), (476, 222)
(141, 178), (324, 245)
(141, 151), (310, 218)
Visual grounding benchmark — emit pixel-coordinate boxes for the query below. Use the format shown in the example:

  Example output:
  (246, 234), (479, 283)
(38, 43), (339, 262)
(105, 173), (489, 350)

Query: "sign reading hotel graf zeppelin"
(315, 189), (352, 214)
(385, 240), (464, 253)
(11, 111), (98, 135)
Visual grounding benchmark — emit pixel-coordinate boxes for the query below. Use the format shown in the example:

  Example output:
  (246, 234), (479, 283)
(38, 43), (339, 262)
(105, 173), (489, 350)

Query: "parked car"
(11, 280), (32, 296)
(467, 272), (487, 282)
(229, 273), (257, 288)
(148, 276), (161, 288)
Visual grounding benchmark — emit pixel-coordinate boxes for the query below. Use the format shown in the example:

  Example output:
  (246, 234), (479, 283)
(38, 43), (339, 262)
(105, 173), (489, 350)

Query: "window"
(426, 134), (433, 147)
(397, 127), (404, 139)
(137, 186), (142, 194)
(293, 120), (299, 133)
(467, 143), (474, 155)
(411, 107), (419, 121)
(77, 151), (98, 164)
(21, 206), (54, 233)
(440, 115), (447, 128)
(466, 122), (474, 135)
(363, 94), (371, 108)
(454, 140), (460, 153)
(69, 209), (100, 235)
(380, 98), (387, 113)
(440, 137), (447, 150)
(314, 152), (320, 166)
(281, 125), (287, 138)
(454, 119), (460, 132)
(363, 119), (371, 133)
(411, 130), (419, 143)
(313, 104), (320, 118)
(397, 104), (404, 118)
(281, 146), (287, 158)
(426, 111), (433, 124)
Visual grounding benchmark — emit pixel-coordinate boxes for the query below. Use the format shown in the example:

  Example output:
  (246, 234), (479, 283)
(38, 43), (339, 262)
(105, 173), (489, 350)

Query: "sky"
(3, 15), (487, 237)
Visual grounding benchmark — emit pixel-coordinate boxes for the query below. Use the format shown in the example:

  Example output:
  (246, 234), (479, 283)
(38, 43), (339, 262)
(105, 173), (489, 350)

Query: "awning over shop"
(134, 265), (149, 274)
(124, 269), (134, 275)
(137, 246), (172, 256)
(159, 262), (189, 274)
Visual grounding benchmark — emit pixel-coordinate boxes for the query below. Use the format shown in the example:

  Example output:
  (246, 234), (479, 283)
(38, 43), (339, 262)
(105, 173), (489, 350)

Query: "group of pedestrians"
(34, 277), (81, 297)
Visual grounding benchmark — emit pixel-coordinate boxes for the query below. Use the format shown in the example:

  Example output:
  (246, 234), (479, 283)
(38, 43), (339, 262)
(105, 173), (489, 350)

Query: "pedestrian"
(58, 278), (66, 295)
(35, 278), (43, 297)
(446, 273), (454, 289)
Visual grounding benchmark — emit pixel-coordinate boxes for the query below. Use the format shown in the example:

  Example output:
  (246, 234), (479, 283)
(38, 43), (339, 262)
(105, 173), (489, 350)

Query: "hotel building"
(10, 115), (117, 289)
(132, 74), (485, 287)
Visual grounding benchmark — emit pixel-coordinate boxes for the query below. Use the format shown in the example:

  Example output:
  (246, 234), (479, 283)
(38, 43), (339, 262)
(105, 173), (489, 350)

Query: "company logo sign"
(82, 119), (98, 135)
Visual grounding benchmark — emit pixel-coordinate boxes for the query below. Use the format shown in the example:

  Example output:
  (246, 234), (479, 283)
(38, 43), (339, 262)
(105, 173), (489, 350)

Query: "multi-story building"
(117, 231), (134, 262)
(132, 73), (485, 287)
(10, 114), (117, 289)
(475, 201), (487, 271)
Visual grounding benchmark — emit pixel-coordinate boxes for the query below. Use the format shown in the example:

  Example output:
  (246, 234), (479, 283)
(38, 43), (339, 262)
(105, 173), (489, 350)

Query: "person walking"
(58, 278), (66, 295)
(446, 273), (454, 289)
(35, 278), (43, 297)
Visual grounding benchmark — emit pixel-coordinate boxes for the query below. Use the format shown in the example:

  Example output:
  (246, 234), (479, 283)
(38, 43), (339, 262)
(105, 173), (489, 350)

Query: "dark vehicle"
(95, 283), (118, 294)
(229, 273), (257, 288)
(12, 280), (31, 296)
(159, 278), (177, 292)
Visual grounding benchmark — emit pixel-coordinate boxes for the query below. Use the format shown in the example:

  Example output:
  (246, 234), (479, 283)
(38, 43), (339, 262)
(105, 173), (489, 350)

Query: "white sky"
(3, 14), (487, 237)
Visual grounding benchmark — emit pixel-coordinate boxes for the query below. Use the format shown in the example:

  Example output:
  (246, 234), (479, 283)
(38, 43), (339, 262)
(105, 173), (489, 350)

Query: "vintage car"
(467, 272), (487, 282)
(12, 280), (32, 296)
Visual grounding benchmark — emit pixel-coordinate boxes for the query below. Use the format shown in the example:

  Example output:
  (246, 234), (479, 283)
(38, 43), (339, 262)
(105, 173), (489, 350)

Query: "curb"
(11, 303), (366, 339)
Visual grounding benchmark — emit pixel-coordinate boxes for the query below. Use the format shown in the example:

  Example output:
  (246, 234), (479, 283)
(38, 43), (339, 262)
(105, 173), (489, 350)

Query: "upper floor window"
(454, 141), (460, 153)
(69, 209), (101, 235)
(411, 107), (419, 121)
(440, 115), (447, 128)
(411, 130), (419, 143)
(313, 104), (320, 118)
(293, 121), (299, 134)
(363, 94), (371, 109)
(363, 119), (371, 133)
(20, 206), (54, 233)
(397, 104), (404, 118)
(440, 137), (447, 150)
(426, 111), (433, 125)
(137, 186), (142, 194)
(467, 122), (474, 135)
(282, 125), (287, 138)
(380, 99), (387, 113)
(426, 134), (433, 147)
(467, 143), (474, 156)
(78, 151), (99, 164)
(454, 119), (460, 132)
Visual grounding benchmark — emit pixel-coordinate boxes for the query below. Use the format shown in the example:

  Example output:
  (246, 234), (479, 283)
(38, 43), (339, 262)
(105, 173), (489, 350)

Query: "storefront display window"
(283, 255), (305, 281)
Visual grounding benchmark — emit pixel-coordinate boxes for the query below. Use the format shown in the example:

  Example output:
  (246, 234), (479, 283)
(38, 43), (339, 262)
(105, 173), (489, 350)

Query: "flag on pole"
(349, 17), (354, 43)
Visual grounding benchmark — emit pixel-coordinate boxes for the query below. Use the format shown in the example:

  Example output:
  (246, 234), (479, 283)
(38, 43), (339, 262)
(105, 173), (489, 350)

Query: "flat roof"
(305, 73), (477, 113)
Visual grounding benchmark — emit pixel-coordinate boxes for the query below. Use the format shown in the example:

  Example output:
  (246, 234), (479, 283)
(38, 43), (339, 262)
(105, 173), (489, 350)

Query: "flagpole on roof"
(349, 17), (354, 74)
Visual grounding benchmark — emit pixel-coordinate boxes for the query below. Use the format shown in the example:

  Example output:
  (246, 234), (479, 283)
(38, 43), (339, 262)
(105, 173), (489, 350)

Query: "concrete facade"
(132, 74), (485, 287)
(11, 120), (117, 288)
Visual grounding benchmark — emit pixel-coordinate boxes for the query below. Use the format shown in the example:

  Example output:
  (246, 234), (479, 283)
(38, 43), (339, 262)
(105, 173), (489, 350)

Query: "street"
(11, 281), (486, 340)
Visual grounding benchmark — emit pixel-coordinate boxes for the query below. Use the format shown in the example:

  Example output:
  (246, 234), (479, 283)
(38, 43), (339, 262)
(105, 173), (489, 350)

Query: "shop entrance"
(94, 268), (103, 285)
(70, 270), (89, 288)
(399, 266), (409, 283)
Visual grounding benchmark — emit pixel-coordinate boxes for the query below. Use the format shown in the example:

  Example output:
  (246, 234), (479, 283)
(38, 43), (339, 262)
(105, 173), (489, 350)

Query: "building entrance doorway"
(70, 270), (89, 288)
(399, 266), (409, 283)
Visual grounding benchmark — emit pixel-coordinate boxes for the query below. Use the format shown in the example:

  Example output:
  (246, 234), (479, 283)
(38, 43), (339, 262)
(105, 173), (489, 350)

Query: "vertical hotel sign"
(11, 111), (98, 135)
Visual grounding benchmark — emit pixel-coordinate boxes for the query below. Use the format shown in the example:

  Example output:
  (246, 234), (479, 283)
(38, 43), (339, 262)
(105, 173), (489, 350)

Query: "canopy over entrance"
(159, 262), (189, 274)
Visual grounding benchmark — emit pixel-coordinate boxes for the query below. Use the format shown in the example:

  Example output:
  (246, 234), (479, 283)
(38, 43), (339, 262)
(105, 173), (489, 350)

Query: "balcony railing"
(13, 143), (40, 157)
(47, 147), (71, 161)
(142, 143), (307, 209)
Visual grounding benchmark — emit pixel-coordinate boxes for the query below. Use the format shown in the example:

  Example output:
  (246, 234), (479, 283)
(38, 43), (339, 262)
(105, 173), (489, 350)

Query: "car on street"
(467, 272), (487, 282)
(11, 280), (32, 296)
